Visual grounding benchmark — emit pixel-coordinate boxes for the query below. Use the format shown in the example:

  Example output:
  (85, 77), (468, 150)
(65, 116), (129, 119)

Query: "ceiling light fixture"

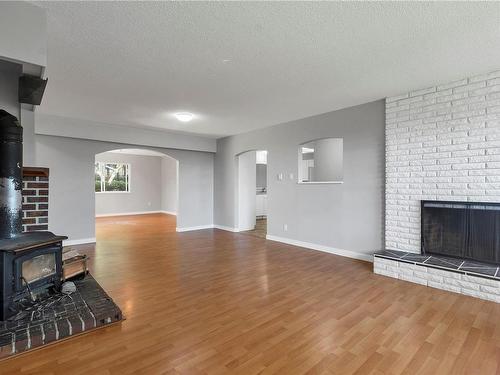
(174, 112), (194, 122)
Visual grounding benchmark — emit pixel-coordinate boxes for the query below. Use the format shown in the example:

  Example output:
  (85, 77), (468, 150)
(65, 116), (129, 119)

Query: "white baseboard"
(176, 224), (214, 232)
(63, 237), (96, 246)
(96, 210), (175, 218)
(265, 234), (373, 263)
(213, 225), (239, 232)
(175, 224), (239, 233)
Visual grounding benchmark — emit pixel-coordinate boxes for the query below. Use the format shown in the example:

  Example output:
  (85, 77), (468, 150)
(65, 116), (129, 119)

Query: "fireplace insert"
(421, 200), (500, 264)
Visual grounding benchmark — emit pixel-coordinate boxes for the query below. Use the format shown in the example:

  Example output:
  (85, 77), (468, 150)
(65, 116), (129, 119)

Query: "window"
(95, 162), (130, 192)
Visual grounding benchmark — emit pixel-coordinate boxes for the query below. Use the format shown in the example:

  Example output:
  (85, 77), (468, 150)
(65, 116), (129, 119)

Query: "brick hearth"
(0, 275), (122, 360)
(374, 250), (500, 303)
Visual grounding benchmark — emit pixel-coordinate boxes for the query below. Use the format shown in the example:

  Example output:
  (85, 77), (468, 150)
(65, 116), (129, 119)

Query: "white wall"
(237, 151), (256, 231)
(386, 69), (500, 253)
(95, 152), (163, 216)
(161, 156), (178, 214)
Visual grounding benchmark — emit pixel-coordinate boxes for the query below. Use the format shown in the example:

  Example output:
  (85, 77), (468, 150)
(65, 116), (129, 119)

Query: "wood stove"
(0, 232), (66, 320)
(0, 110), (67, 320)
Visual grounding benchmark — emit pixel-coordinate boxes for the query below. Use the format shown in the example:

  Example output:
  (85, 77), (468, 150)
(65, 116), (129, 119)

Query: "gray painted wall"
(34, 135), (213, 241)
(312, 138), (343, 182)
(256, 164), (267, 189)
(0, 60), (20, 117)
(95, 152), (162, 216)
(161, 156), (178, 214)
(214, 100), (385, 256)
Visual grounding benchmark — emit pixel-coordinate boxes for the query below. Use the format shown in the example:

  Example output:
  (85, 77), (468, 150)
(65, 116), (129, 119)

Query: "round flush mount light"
(174, 112), (194, 122)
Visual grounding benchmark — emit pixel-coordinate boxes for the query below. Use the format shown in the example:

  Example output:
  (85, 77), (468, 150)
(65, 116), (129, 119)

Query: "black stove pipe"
(0, 110), (23, 239)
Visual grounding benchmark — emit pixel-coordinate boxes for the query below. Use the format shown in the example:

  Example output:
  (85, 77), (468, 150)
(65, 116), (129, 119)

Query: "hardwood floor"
(241, 218), (267, 239)
(2, 213), (500, 374)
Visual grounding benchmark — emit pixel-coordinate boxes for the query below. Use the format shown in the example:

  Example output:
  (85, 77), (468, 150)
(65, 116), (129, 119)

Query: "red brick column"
(22, 167), (49, 232)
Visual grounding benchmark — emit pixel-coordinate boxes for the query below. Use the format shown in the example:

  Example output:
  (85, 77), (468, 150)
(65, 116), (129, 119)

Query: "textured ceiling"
(35, 1), (500, 138)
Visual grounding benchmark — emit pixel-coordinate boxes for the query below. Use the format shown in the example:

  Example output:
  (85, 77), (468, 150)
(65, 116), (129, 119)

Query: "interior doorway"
(93, 148), (179, 233)
(236, 150), (268, 238)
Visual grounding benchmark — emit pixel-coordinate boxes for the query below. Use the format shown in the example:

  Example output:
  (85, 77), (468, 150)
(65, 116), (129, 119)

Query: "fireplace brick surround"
(380, 69), (500, 301)
(385, 69), (500, 253)
(22, 167), (49, 233)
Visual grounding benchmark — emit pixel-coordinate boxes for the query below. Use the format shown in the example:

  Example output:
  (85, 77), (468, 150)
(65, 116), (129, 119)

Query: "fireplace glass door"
(22, 253), (56, 284)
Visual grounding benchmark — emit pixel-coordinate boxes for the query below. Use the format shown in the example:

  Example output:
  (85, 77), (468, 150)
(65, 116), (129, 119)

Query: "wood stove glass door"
(22, 253), (56, 284)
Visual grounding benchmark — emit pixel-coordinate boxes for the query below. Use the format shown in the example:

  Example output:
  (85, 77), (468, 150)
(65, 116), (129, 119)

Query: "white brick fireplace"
(385, 70), (500, 253)
(378, 70), (500, 303)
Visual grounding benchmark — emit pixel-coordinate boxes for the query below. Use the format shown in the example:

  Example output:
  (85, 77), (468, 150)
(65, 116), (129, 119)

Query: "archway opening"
(94, 148), (179, 238)
(236, 150), (268, 238)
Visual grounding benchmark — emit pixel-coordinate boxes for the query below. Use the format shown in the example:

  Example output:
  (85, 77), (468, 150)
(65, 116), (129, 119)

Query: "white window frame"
(95, 162), (131, 193)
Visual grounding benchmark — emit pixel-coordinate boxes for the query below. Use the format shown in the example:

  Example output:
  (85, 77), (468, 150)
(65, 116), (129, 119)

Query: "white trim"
(176, 224), (240, 232)
(96, 192), (131, 195)
(176, 224), (214, 232)
(63, 237), (96, 246)
(160, 210), (177, 216)
(96, 210), (175, 218)
(297, 181), (344, 184)
(214, 225), (240, 232)
(265, 234), (373, 263)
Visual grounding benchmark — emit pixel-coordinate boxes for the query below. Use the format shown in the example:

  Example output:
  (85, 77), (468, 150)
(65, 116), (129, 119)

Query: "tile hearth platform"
(0, 275), (122, 360)
(374, 250), (500, 303)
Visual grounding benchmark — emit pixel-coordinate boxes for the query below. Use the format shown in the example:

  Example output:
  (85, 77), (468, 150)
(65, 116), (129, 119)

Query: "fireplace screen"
(422, 200), (500, 264)
(22, 253), (57, 284)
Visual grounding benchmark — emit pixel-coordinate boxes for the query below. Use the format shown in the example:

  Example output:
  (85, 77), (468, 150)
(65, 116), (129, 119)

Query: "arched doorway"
(236, 150), (268, 238)
(94, 148), (179, 233)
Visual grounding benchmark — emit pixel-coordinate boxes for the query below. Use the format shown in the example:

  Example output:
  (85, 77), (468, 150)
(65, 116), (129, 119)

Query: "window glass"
(95, 162), (130, 192)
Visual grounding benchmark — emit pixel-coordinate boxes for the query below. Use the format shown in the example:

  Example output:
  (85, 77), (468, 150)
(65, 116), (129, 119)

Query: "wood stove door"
(14, 245), (62, 293)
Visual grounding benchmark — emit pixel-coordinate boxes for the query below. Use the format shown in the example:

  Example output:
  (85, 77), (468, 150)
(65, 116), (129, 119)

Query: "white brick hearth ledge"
(374, 253), (500, 303)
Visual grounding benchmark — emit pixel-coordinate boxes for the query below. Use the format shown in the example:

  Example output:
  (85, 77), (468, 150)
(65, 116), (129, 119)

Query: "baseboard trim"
(175, 224), (240, 233)
(213, 225), (239, 232)
(265, 235), (373, 263)
(63, 237), (96, 247)
(96, 211), (175, 218)
(176, 224), (214, 232)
